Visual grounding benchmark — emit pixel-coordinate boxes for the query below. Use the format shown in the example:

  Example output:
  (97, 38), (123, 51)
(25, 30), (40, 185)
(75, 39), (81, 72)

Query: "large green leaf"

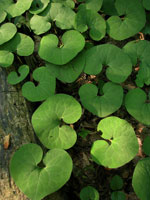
(0, 33), (34, 56)
(0, 50), (14, 68)
(78, 0), (103, 12)
(0, 23), (17, 45)
(79, 82), (123, 117)
(123, 40), (150, 87)
(7, 65), (30, 85)
(32, 94), (82, 149)
(80, 186), (99, 200)
(106, 0), (146, 40)
(132, 158), (150, 200)
(10, 143), (73, 200)
(46, 50), (85, 83)
(29, 0), (50, 14)
(22, 67), (56, 102)
(91, 117), (139, 168)
(125, 88), (150, 125)
(84, 44), (132, 83)
(75, 8), (106, 41)
(38, 30), (85, 65)
(49, 3), (76, 29)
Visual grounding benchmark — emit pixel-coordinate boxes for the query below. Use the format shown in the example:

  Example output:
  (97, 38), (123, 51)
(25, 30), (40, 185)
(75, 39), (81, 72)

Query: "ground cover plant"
(0, 0), (150, 199)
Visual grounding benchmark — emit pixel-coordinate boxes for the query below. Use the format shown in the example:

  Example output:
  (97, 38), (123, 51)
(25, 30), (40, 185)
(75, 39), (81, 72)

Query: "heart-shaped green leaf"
(46, 50), (85, 83)
(75, 8), (106, 41)
(132, 158), (150, 200)
(32, 94), (82, 149)
(143, 136), (150, 156)
(111, 191), (126, 200)
(38, 30), (85, 65)
(0, 23), (17, 45)
(125, 88), (150, 125)
(22, 67), (56, 102)
(123, 40), (150, 87)
(49, 3), (76, 30)
(0, 33), (34, 56)
(84, 44), (132, 83)
(110, 175), (123, 190)
(79, 82), (123, 117)
(91, 117), (139, 168)
(4, 0), (33, 18)
(80, 186), (99, 200)
(78, 0), (103, 12)
(10, 143), (73, 200)
(52, 0), (75, 8)
(106, 0), (146, 40)
(7, 65), (30, 85)
(29, 0), (50, 14)
(0, 50), (14, 68)
(143, 0), (150, 10)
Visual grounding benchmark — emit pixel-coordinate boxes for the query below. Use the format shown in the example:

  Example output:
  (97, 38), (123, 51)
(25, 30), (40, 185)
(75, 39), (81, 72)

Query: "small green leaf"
(75, 8), (106, 41)
(143, 136), (150, 156)
(32, 94), (82, 149)
(78, 0), (103, 12)
(46, 50), (85, 83)
(132, 158), (150, 200)
(111, 191), (126, 200)
(84, 44), (132, 83)
(22, 67), (56, 102)
(106, 0), (146, 40)
(0, 9), (7, 23)
(110, 175), (123, 190)
(123, 40), (150, 87)
(38, 30), (85, 65)
(7, 65), (30, 85)
(29, 0), (50, 14)
(0, 23), (17, 45)
(0, 50), (14, 68)
(79, 82), (123, 117)
(91, 117), (139, 168)
(125, 88), (150, 125)
(49, 3), (76, 30)
(78, 128), (91, 138)
(10, 143), (73, 200)
(52, 0), (75, 9)
(80, 186), (99, 200)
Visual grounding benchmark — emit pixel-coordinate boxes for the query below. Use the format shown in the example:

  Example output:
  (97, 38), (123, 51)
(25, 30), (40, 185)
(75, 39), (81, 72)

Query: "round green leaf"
(29, 0), (50, 14)
(110, 175), (123, 190)
(10, 143), (73, 200)
(132, 158), (150, 200)
(32, 94), (82, 149)
(106, 0), (146, 40)
(46, 50), (85, 83)
(7, 65), (30, 85)
(143, 136), (150, 156)
(0, 32), (34, 56)
(38, 30), (85, 65)
(5, 0), (33, 17)
(123, 40), (150, 87)
(0, 50), (14, 68)
(91, 117), (139, 168)
(49, 3), (76, 30)
(0, 23), (17, 45)
(84, 44), (132, 83)
(52, 0), (75, 9)
(79, 82), (123, 117)
(111, 191), (126, 200)
(30, 14), (51, 35)
(125, 88), (150, 125)
(80, 186), (99, 200)
(22, 67), (56, 102)
(78, 0), (103, 12)
(75, 8), (106, 41)
(143, 0), (150, 10)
